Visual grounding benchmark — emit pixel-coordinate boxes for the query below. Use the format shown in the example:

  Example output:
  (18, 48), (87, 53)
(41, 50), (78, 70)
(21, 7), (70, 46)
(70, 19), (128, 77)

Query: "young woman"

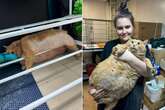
(89, 3), (152, 110)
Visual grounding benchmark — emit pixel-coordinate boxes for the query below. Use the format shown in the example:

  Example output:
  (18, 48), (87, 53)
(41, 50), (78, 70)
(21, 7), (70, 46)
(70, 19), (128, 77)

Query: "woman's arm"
(119, 49), (152, 77)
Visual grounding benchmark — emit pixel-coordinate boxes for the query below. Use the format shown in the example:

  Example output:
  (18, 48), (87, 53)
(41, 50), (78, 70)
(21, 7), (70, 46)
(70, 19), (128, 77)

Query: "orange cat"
(6, 29), (79, 69)
(89, 39), (154, 110)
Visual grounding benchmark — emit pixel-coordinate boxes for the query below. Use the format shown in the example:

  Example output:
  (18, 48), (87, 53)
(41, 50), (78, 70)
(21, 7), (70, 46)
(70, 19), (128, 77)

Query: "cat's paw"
(112, 44), (127, 57)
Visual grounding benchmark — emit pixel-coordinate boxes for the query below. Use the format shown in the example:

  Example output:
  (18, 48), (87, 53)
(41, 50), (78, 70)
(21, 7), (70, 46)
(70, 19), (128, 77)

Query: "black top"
(101, 39), (121, 60)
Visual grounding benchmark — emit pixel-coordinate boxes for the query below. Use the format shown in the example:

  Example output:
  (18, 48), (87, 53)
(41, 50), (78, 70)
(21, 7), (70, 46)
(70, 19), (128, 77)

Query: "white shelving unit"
(0, 0), (83, 109)
(0, 15), (82, 68)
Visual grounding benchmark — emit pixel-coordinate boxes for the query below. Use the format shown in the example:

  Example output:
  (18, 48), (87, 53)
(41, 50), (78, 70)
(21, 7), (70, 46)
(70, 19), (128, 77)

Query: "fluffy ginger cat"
(89, 39), (155, 110)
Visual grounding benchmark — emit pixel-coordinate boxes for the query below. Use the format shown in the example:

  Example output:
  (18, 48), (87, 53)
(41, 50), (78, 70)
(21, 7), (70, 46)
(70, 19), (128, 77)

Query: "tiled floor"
(32, 56), (82, 110)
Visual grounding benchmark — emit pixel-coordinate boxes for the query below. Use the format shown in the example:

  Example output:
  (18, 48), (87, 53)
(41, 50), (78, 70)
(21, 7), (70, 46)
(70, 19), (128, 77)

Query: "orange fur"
(89, 39), (149, 110)
(6, 29), (78, 69)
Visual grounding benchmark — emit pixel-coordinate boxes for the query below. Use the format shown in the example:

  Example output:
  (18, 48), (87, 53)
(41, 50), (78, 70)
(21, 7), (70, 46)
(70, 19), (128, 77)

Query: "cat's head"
(6, 40), (22, 57)
(127, 39), (147, 60)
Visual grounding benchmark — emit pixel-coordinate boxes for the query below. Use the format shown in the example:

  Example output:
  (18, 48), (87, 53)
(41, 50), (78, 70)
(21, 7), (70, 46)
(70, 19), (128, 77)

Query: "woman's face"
(116, 17), (134, 43)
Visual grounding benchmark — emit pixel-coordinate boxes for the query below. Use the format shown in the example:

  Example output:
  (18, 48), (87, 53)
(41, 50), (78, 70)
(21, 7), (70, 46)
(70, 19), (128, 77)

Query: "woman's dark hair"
(114, 0), (135, 28)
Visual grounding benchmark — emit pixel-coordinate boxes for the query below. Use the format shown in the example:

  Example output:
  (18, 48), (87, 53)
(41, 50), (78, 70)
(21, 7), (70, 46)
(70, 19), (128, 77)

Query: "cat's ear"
(143, 40), (148, 45)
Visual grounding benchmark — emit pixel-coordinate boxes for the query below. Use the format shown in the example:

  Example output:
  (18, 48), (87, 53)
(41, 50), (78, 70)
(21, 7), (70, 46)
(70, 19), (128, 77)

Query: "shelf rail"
(0, 50), (82, 85)
(0, 40), (82, 68)
(0, 15), (82, 40)
(0, 2), (82, 109)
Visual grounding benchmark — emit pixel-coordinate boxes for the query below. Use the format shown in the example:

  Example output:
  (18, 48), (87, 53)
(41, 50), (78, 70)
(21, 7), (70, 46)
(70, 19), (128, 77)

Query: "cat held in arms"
(89, 38), (155, 110)
(6, 29), (79, 69)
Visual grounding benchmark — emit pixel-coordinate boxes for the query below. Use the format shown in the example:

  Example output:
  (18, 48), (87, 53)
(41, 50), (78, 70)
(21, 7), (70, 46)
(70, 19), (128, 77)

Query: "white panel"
(83, 0), (107, 20)
(130, 0), (165, 23)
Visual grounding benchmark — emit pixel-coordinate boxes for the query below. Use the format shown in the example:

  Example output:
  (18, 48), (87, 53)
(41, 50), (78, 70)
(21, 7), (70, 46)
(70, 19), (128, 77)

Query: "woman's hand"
(118, 49), (134, 62)
(118, 50), (151, 77)
(88, 85), (105, 102)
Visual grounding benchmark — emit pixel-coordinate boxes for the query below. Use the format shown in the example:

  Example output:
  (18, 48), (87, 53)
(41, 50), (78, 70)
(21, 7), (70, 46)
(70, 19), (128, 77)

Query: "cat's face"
(6, 40), (22, 56)
(128, 39), (146, 60)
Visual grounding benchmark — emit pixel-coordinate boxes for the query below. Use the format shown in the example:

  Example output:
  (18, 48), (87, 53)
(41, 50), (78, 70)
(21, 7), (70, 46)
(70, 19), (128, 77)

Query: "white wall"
(83, 0), (108, 43)
(130, 0), (165, 23)
(83, 0), (165, 23)
(83, 0), (107, 20)
(129, 0), (165, 37)
(83, 0), (165, 40)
